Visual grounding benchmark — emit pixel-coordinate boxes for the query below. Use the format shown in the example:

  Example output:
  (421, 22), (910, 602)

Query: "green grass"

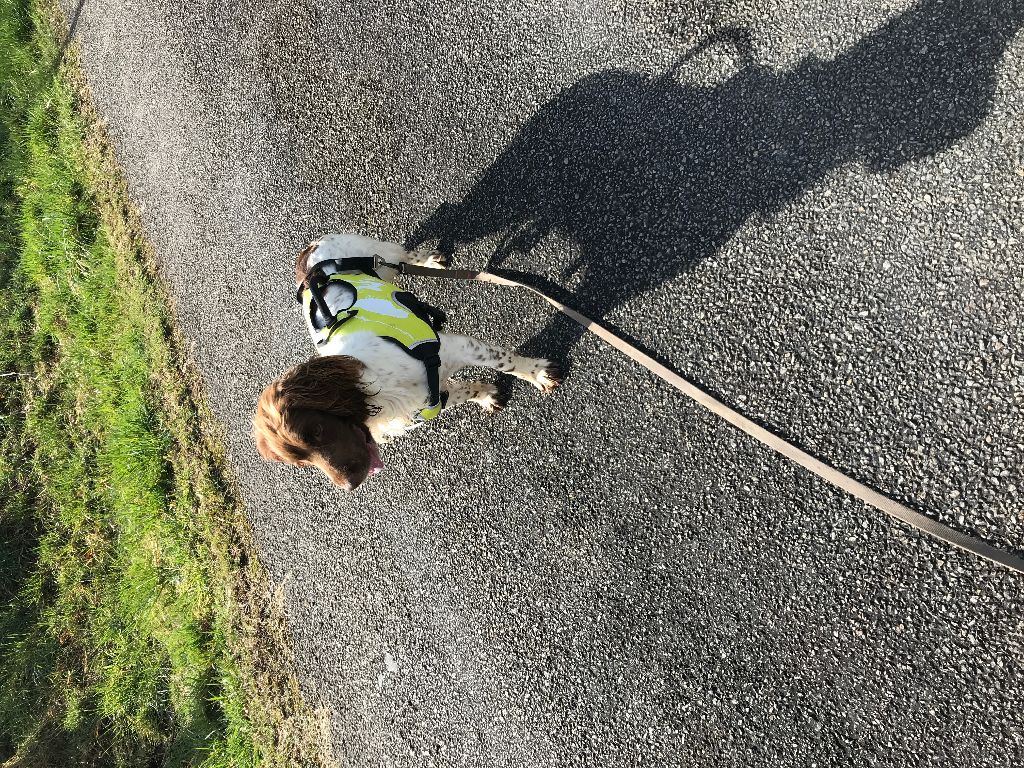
(0, 1), (328, 766)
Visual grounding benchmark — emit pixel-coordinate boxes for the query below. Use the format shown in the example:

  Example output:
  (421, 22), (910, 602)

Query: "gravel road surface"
(68, 0), (1023, 765)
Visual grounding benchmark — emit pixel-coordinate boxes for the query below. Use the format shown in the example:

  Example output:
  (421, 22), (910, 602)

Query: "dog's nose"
(321, 469), (355, 491)
(336, 474), (361, 492)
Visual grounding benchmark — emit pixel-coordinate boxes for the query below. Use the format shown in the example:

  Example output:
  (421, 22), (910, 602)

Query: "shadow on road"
(410, 0), (1023, 365)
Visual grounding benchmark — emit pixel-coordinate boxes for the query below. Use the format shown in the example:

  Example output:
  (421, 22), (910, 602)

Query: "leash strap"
(397, 262), (1024, 574)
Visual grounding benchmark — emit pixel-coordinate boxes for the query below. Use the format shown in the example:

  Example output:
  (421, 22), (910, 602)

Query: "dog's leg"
(444, 380), (506, 412)
(440, 334), (560, 393)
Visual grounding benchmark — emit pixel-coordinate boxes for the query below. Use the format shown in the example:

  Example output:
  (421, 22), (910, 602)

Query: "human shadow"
(410, 0), (1023, 364)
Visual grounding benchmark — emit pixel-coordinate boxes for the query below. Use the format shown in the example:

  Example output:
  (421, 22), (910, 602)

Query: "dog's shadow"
(409, 0), (1023, 370)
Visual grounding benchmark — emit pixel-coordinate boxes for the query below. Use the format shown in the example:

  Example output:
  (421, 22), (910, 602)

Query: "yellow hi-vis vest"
(302, 271), (444, 421)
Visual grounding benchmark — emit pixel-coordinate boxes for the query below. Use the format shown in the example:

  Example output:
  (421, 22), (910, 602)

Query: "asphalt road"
(68, 0), (1023, 765)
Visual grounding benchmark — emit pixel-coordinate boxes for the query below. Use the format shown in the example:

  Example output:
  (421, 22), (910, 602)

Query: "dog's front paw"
(532, 361), (562, 393)
(477, 393), (504, 413)
(425, 250), (451, 270)
(410, 245), (451, 270)
(470, 382), (506, 413)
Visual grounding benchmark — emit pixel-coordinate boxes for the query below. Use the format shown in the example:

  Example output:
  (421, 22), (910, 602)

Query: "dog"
(252, 233), (560, 490)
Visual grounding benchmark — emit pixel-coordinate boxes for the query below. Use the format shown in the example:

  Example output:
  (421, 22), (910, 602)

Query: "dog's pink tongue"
(367, 439), (384, 476)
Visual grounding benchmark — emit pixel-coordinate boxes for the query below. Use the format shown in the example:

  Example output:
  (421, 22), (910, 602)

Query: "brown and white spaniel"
(253, 234), (559, 490)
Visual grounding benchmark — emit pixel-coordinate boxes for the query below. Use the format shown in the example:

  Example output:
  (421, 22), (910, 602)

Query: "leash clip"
(373, 254), (405, 274)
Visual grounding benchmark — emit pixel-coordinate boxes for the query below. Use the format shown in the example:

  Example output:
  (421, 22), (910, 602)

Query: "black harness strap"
(382, 338), (443, 411)
(394, 291), (447, 332)
(312, 256), (380, 277)
(305, 273), (336, 327)
(295, 256), (383, 303)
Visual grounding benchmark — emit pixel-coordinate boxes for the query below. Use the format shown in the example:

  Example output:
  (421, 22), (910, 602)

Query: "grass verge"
(0, 1), (331, 765)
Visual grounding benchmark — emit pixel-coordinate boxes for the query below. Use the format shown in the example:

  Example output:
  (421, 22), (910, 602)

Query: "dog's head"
(253, 356), (384, 490)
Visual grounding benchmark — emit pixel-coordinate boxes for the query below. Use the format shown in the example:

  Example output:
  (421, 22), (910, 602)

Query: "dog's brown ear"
(295, 241), (319, 285)
(275, 355), (374, 422)
(253, 356), (375, 464)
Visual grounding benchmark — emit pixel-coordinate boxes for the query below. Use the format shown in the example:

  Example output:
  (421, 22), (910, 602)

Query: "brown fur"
(294, 241), (318, 285)
(253, 356), (380, 488)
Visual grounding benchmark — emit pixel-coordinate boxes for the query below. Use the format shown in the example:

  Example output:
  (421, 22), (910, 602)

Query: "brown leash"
(398, 262), (1024, 574)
